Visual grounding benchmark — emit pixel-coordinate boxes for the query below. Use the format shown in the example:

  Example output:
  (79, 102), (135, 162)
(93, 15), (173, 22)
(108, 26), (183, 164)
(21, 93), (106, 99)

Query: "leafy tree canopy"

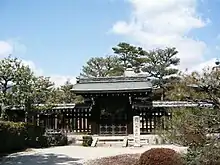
(161, 68), (220, 164)
(81, 43), (180, 83)
(141, 47), (180, 87)
(81, 56), (123, 77)
(112, 42), (146, 71)
(47, 80), (83, 104)
(0, 56), (80, 117)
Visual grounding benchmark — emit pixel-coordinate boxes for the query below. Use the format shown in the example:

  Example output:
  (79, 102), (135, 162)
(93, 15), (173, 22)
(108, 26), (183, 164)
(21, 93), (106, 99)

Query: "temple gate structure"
(5, 68), (213, 136)
(71, 75), (156, 135)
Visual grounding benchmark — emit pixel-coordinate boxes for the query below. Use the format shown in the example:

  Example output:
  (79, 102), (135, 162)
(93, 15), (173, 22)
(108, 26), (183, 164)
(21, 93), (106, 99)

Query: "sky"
(0, 0), (220, 86)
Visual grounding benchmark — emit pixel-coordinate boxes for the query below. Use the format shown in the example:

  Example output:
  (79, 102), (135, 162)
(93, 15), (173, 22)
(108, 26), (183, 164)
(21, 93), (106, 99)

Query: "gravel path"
(0, 145), (187, 165)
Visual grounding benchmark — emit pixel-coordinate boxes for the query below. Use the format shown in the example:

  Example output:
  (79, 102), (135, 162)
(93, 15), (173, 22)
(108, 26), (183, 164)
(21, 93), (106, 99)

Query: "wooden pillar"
(25, 112), (28, 123)
(127, 101), (132, 135)
(66, 112), (69, 132)
(32, 115), (34, 124)
(91, 121), (97, 134)
(37, 114), (40, 126)
(55, 114), (58, 130)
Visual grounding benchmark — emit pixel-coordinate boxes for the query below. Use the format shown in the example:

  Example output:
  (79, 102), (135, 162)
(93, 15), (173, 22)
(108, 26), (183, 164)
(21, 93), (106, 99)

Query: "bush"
(0, 121), (70, 154)
(25, 123), (48, 148)
(87, 154), (140, 165)
(138, 148), (184, 165)
(82, 136), (93, 146)
(0, 121), (48, 154)
(184, 141), (220, 165)
(0, 121), (27, 153)
(45, 131), (68, 146)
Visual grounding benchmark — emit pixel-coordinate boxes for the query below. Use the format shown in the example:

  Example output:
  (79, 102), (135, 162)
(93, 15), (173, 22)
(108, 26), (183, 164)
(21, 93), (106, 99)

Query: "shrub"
(0, 121), (48, 154)
(82, 136), (93, 147)
(184, 141), (220, 165)
(138, 148), (184, 165)
(45, 131), (68, 146)
(0, 121), (27, 153)
(87, 154), (140, 165)
(25, 123), (48, 148)
(0, 121), (70, 154)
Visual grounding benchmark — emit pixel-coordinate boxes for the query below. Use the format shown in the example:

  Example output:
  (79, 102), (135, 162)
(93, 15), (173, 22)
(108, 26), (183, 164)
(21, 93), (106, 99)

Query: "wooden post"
(32, 115), (34, 124)
(37, 114), (40, 126)
(55, 114), (58, 130)
(25, 112), (28, 123)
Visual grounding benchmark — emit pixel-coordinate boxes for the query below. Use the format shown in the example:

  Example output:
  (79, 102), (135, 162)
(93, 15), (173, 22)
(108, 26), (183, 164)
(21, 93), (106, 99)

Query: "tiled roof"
(71, 76), (152, 93)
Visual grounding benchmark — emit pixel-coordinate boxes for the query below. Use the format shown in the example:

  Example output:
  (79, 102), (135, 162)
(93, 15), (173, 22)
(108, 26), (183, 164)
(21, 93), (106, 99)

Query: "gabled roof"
(71, 76), (152, 93)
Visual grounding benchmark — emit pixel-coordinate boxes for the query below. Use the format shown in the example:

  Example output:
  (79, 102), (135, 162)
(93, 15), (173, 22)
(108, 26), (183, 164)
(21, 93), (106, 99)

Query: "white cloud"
(49, 75), (76, 87)
(0, 41), (13, 57)
(22, 60), (76, 87)
(22, 60), (44, 76)
(0, 39), (76, 87)
(188, 58), (216, 73)
(8, 39), (27, 55)
(112, 0), (210, 71)
(0, 39), (27, 58)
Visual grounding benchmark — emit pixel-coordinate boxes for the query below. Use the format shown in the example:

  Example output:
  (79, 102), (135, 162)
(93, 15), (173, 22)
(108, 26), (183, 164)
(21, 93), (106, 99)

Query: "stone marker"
(91, 137), (98, 147)
(133, 116), (141, 147)
(122, 137), (128, 147)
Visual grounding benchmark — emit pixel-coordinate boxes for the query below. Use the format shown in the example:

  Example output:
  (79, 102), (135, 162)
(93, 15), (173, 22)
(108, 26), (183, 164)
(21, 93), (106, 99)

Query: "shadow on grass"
(0, 153), (82, 165)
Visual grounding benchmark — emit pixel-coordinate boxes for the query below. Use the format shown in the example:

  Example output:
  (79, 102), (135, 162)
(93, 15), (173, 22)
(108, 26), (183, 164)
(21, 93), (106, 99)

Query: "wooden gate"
(99, 111), (128, 135)
(97, 96), (130, 135)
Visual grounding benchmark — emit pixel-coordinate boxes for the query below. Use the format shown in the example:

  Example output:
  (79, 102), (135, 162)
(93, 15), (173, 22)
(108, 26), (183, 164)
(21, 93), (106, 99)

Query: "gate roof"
(71, 76), (152, 94)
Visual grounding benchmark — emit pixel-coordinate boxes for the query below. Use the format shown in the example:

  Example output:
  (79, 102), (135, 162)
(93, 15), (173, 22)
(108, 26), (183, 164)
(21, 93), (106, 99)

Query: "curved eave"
(71, 88), (152, 94)
(71, 80), (152, 94)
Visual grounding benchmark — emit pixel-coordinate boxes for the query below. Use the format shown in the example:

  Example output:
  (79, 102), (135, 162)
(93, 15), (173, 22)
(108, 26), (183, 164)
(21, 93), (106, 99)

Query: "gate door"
(98, 96), (128, 135)
(99, 111), (127, 135)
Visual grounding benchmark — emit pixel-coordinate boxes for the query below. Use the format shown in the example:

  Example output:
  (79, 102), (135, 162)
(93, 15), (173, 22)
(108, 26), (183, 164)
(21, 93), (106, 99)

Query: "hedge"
(82, 136), (93, 146)
(138, 148), (184, 165)
(0, 121), (47, 154)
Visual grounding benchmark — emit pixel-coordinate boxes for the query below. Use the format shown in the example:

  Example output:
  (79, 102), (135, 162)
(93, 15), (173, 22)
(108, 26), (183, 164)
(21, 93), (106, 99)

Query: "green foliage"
(0, 57), (80, 119)
(142, 47), (180, 100)
(162, 69), (220, 164)
(184, 142), (220, 165)
(142, 47), (179, 79)
(0, 121), (47, 154)
(138, 148), (184, 165)
(159, 108), (209, 147)
(0, 121), (26, 153)
(0, 56), (33, 118)
(47, 80), (83, 104)
(0, 56), (56, 119)
(45, 132), (68, 146)
(25, 123), (48, 148)
(81, 43), (180, 89)
(112, 42), (146, 71)
(80, 43), (180, 101)
(81, 56), (123, 77)
(0, 121), (69, 154)
(82, 135), (93, 147)
(31, 76), (54, 105)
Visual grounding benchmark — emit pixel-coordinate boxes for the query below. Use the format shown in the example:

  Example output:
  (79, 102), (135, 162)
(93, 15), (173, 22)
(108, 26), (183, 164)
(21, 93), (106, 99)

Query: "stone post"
(133, 116), (141, 147)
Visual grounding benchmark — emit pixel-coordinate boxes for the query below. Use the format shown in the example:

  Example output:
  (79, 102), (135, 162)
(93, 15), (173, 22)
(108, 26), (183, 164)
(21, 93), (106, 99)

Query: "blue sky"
(0, 0), (220, 85)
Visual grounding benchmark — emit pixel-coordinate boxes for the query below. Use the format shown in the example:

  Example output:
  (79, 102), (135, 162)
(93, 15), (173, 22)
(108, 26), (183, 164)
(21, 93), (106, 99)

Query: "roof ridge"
(77, 76), (150, 84)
